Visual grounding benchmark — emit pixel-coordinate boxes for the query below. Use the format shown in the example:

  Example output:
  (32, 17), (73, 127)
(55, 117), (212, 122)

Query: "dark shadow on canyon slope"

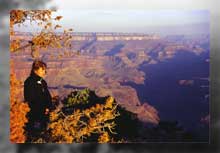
(122, 50), (209, 140)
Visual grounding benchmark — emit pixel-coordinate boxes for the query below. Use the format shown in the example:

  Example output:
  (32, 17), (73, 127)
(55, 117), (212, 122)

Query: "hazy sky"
(45, 0), (218, 12)
(14, 9), (209, 35)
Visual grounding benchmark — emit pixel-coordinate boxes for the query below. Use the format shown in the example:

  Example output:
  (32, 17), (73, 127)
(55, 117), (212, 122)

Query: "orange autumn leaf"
(54, 24), (62, 29)
(54, 16), (63, 21)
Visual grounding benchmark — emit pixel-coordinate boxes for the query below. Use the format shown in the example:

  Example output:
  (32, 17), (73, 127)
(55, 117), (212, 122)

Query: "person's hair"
(30, 60), (47, 75)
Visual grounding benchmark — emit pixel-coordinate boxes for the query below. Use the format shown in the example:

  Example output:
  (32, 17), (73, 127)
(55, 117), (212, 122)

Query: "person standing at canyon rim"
(24, 60), (53, 142)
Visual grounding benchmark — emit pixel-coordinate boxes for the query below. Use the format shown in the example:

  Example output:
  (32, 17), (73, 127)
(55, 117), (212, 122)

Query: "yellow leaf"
(46, 22), (52, 27)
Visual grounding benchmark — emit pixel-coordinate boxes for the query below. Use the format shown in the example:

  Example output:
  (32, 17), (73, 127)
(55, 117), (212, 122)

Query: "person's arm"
(42, 80), (54, 111)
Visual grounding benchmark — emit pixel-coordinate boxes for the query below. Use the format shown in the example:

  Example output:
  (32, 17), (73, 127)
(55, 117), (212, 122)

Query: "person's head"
(31, 60), (47, 78)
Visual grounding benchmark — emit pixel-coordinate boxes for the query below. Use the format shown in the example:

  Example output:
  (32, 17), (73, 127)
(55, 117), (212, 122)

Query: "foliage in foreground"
(24, 88), (199, 143)
(10, 10), (73, 59)
(10, 62), (30, 143)
(47, 89), (141, 143)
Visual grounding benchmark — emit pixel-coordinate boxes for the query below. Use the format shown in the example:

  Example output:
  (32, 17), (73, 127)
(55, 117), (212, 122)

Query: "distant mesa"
(12, 31), (161, 41)
(71, 32), (161, 41)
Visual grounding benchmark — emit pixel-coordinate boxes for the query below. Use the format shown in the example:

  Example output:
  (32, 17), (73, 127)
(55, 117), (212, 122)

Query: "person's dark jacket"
(24, 72), (52, 122)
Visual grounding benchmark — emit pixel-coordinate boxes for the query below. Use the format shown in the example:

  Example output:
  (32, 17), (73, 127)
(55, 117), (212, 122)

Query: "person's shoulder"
(24, 76), (33, 85)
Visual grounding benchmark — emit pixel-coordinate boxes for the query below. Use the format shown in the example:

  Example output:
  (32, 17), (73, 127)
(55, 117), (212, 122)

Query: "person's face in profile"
(34, 67), (46, 78)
